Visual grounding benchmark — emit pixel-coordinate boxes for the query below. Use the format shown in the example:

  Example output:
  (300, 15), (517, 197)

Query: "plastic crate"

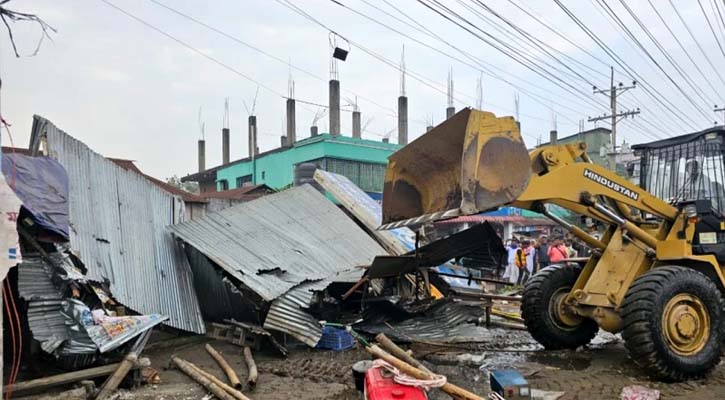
(316, 326), (356, 350)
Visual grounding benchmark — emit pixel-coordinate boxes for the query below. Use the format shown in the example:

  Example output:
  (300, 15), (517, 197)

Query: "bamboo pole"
(6, 361), (143, 396)
(366, 344), (485, 400)
(205, 344), (242, 390)
(95, 352), (138, 400)
(375, 333), (432, 374)
(172, 357), (236, 400)
(243, 347), (258, 390)
(180, 358), (252, 400)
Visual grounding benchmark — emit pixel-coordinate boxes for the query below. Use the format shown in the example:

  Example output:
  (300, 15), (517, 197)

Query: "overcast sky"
(1, 0), (723, 179)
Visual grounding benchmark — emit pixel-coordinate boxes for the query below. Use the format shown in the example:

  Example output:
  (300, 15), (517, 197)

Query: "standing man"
(504, 238), (520, 284)
(537, 235), (550, 273)
(516, 240), (532, 285)
(548, 236), (569, 265)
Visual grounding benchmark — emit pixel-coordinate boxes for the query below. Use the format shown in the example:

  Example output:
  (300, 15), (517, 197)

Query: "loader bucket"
(380, 108), (531, 229)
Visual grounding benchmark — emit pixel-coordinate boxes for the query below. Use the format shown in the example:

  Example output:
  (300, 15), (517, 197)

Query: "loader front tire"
(521, 264), (598, 350)
(621, 266), (723, 381)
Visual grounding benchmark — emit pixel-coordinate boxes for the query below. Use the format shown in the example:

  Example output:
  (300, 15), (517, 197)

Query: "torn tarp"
(170, 185), (385, 345)
(1, 153), (69, 239)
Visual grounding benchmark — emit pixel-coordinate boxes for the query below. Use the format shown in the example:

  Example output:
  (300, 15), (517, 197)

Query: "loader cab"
(633, 127), (725, 260)
(633, 127), (725, 212)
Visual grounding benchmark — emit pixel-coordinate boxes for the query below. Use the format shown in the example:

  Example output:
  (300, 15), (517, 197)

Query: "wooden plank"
(6, 361), (142, 396)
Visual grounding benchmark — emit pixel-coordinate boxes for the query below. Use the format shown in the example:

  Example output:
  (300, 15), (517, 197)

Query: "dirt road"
(20, 329), (725, 400)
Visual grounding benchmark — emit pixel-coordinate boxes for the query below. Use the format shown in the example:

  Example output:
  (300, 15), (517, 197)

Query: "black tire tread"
(621, 266), (723, 381)
(522, 264), (598, 350)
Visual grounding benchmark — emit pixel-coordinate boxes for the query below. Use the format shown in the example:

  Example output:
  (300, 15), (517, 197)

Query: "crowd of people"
(502, 234), (590, 286)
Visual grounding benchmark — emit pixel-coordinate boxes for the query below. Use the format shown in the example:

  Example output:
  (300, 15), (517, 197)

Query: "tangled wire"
(0, 0), (56, 57)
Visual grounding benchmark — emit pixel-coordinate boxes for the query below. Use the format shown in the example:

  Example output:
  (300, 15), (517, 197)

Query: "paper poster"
(0, 174), (22, 280)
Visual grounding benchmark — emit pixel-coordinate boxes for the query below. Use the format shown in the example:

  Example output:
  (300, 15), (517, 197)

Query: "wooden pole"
(375, 334), (432, 374)
(366, 344), (485, 400)
(205, 344), (242, 390)
(172, 357), (237, 400)
(243, 347), (258, 390)
(180, 358), (252, 400)
(6, 359), (145, 397)
(95, 352), (138, 400)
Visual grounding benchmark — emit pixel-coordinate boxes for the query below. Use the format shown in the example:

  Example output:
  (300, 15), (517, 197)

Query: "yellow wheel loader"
(380, 108), (725, 381)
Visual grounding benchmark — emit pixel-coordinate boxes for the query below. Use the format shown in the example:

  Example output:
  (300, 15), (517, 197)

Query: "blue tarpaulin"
(1, 153), (69, 239)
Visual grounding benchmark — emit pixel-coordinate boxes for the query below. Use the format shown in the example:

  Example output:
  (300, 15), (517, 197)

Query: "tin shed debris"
(28, 115), (205, 334)
(170, 184), (385, 345)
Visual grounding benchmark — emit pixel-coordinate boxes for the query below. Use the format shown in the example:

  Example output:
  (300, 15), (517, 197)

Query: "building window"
(236, 175), (253, 187)
(219, 179), (229, 191)
(261, 171), (266, 179)
(301, 157), (386, 193)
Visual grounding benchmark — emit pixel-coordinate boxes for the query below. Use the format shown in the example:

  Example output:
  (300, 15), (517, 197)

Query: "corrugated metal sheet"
(314, 170), (484, 290)
(17, 256), (70, 353)
(29, 116), (205, 334)
(263, 280), (328, 347)
(185, 246), (262, 323)
(170, 184), (384, 302)
(358, 300), (492, 343)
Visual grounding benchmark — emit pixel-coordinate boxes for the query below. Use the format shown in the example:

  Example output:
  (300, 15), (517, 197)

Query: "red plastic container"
(364, 367), (427, 400)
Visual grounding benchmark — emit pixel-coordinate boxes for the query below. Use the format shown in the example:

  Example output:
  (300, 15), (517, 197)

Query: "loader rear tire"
(621, 266), (723, 381)
(521, 264), (598, 350)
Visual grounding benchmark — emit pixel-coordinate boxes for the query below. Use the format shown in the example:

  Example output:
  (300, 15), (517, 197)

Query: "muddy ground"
(20, 327), (725, 400)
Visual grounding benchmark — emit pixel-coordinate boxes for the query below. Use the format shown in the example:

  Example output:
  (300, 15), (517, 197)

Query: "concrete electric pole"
(588, 67), (640, 171)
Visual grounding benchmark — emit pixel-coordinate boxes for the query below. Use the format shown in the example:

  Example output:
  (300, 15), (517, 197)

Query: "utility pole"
(715, 104), (725, 124)
(589, 67), (640, 171)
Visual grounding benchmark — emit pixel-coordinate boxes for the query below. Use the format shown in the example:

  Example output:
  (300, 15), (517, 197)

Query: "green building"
(182, 134), (401, 199)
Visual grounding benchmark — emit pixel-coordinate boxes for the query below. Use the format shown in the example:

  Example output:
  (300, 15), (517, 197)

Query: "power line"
(668, 0), (725, 88)
(100, 0), (340, 116)
(502, 0), (673, 137)
(594, 0), (712, 122)
(147, 0), (398, 118)
(329, 0), (593, 122)
(582, 0), (692, 135)
(372, 0), (598, 117)
(553, 0), (701, 130)
(415, 0), (603, 109)
(645, 0), (725, 91)
(696, 0), (725, 61)
(276, 0), (563, 139)
(410, 0), (667, 141)
(616, 0), (718, 109)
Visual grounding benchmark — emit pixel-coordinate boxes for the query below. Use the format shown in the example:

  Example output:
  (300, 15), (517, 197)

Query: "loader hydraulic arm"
(512, 143), (679, 248)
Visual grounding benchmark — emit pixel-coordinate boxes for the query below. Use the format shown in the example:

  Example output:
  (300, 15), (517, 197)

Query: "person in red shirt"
(547, 237), (569, 264)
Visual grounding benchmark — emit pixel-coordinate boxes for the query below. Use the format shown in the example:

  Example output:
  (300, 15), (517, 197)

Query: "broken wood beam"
(95, 352), (138, 400)
(172, 357), (237, 400)
(243, 347), (258, 390)
(180, 358), (251, 400)
(366, 344), (485, 400)
(205, 343), (242, 390)
(5, 359), (146, 397)
(375, 333), (432, 374)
